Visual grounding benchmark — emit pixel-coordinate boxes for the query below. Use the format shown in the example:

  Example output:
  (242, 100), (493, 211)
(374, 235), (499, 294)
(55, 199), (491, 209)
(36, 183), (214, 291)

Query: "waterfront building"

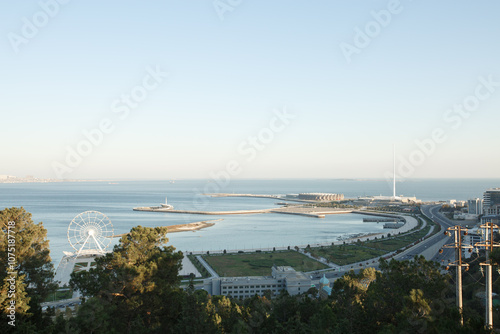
(203, 266), (312, 299)
(481, 215), (500, 225)
(468, 198), (483, 215)
(54, 251), (104, 286)
(353, 195), (420, 206)
(483, 188), (500, 215)
(298, 193), (344, 201)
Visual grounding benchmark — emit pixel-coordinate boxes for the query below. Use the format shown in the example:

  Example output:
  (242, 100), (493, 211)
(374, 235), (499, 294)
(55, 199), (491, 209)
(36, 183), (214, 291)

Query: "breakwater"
(133, 206), (353, 219)
(203, 193), (281, 199)
(363, 218), (397, 222)
(133, 207), (275, 215)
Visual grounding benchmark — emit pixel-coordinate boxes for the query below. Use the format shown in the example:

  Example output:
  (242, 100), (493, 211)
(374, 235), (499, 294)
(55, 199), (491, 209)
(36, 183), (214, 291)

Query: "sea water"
(0, 179), (497, 265)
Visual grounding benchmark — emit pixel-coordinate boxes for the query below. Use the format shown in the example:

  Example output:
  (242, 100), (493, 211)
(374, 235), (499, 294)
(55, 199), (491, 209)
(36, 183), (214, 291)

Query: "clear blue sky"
(1, 0), (499, 179)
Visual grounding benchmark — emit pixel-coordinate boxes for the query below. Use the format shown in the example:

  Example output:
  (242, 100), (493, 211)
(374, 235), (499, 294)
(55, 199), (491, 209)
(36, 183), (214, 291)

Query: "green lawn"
(201, 214), (435, 274)
(308, 245), (387, 266)
(365, 225), (431, 252)
(202, 251), (328, 277)
(308, 216), (434, 266)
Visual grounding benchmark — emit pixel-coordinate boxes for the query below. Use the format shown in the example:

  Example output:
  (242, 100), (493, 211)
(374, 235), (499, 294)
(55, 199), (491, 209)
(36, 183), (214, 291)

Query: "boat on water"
(161, 196), (174, 210)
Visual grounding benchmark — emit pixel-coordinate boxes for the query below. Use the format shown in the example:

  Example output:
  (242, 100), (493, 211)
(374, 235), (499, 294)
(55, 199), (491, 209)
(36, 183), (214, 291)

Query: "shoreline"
(110, 219), (222, 238)
(167, 219), (222, 233)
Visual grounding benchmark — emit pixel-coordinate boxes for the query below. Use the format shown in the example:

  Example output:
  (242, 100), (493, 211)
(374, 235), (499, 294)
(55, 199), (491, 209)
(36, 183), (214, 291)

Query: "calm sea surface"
(0, 179), (498, 265)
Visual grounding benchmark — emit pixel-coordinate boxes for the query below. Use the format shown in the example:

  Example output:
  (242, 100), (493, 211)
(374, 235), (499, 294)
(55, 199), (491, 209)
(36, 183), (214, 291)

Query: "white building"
(203, 266), (312, 299)
(53, 250), (105, 286)
(468, 198), (483, 216)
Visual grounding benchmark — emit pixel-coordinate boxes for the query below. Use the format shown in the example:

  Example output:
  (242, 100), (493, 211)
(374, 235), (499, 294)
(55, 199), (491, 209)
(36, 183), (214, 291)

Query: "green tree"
(364, 256), (454, 333)
(70, 225), (183, 333)
(331, 268), (377, 333)
(0, 207), (57, 333)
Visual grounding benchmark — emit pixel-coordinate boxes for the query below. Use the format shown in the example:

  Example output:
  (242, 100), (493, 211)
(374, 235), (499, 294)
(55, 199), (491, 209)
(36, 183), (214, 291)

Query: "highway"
(420, 204), (455, 264)
(316, 205), (463, 282)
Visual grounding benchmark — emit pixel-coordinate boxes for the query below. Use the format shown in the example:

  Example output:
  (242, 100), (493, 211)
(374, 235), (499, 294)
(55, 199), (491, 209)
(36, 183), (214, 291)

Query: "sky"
(1, 0), (499, 180)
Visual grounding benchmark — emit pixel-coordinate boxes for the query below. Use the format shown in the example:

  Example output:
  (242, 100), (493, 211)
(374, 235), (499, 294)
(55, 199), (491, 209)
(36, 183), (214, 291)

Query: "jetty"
(133, 205), (354, 219)
(109, 219), (222, 238)
(203, 193), (282, 199)
(363, 218), (398, 222)
(133, 207), (275, 215)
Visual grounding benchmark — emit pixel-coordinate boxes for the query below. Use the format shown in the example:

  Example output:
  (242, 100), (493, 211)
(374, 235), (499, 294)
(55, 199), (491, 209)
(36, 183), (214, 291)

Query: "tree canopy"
(0, 207), (57, 333)
(69, 225), (183, 333)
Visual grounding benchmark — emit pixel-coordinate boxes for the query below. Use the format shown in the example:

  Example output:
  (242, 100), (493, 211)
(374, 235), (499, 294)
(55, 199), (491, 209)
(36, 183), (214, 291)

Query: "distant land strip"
(110, 219), (222, 238)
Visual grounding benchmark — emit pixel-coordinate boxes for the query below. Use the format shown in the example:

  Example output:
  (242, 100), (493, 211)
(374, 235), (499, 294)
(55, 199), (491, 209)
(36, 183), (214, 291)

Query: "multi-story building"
(483, 188), (500, 215)
(468, 198), (483, 215)
(463, 230), (482, 258)
(203, 266), (312, 299)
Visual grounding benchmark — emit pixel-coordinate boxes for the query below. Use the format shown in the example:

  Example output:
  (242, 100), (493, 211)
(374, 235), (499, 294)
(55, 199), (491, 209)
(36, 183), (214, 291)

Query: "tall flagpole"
(393, 144), (396, 199)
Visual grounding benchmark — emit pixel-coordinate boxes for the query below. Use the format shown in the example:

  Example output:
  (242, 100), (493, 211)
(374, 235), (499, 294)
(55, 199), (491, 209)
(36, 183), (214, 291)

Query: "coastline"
(166, 219), (222, 233)
(110, 219), (222, 238)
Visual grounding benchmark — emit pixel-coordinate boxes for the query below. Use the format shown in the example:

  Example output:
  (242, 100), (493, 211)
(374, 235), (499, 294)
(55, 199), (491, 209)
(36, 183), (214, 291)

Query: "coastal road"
(194, 206), (464, 291)
(420, 204), (456, 264)
(316, 206), (458, 282)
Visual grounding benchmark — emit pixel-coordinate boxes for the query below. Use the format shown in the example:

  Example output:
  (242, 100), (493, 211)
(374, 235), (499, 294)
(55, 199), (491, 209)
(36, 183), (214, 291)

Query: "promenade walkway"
(196, 255), (219, 278)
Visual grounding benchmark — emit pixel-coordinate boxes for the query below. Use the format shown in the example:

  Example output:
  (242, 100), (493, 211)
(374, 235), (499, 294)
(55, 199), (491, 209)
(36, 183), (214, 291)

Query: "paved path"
(196, 255), (219, 278)
(180, 256), (202, 277)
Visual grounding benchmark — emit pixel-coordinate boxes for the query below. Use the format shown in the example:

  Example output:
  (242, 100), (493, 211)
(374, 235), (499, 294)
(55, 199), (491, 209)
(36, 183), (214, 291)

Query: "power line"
(475, 222), (500, 330)
(440, 226), (472, 326)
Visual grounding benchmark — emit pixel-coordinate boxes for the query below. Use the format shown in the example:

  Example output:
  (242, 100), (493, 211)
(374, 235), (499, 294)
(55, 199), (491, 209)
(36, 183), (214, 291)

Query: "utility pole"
(475, 222), (499, 330)
(440, 225), (471, 326)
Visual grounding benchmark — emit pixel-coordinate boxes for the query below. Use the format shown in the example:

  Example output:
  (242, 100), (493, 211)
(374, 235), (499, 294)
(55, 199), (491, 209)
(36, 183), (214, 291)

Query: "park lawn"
(365, 225), (431, 252)
(309, 245), (387, 266)
(202, 251), (328, 277)
(310, 222), (432, 266)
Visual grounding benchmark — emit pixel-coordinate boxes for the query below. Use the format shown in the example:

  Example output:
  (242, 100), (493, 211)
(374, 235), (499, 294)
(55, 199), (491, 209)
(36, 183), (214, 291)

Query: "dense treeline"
(0, 207), (495, 333)
(0, 207), (58, 334)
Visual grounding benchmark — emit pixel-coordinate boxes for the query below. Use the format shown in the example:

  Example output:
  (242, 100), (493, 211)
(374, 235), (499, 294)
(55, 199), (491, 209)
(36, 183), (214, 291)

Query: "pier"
(203, 193), (282, 199)
(133, 207), (275, 215)
(363, 218), (398, 222)
(133, 205), (353, 219)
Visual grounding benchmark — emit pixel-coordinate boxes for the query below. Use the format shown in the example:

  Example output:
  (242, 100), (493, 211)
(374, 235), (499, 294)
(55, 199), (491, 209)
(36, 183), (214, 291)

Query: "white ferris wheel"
(67, 211), (114, 255)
